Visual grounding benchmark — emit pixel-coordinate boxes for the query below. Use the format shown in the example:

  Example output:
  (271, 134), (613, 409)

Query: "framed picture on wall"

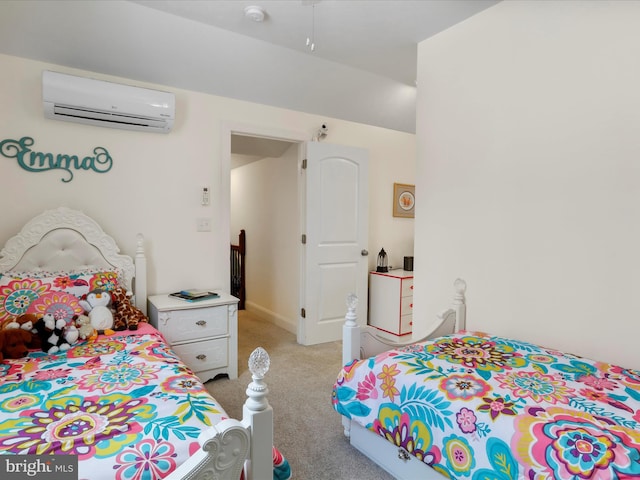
(393, 183), (415, 218)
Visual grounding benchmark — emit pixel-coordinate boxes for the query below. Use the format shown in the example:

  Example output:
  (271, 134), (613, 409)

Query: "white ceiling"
(230, 134), (296, 169)
(0, 0), (498, 134)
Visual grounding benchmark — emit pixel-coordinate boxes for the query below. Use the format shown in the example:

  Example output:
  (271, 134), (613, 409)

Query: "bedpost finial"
(453, 278), (467, 307)
(346, 293), (358, 310)
(248, 347), (270, 378)
(454, 278), (467, 294)
(345, 293), (358, 327)
(246, 348), (270, 412)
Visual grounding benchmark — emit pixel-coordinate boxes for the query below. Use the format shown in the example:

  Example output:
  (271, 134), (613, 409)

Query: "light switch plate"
(197, 217), (212, 232)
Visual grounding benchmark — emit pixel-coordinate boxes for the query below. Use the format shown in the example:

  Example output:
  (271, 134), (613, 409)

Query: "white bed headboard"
(0, 207), (147, 313)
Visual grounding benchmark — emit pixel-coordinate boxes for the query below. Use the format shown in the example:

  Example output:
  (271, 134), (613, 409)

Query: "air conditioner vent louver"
(53, 106), (169, 129)
(42, 71), (175, 133)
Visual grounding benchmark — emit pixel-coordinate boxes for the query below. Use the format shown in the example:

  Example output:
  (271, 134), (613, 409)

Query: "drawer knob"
(397, 448), (410, 462)
(196, 320), (207, 326)
(196, 354), (207, 360)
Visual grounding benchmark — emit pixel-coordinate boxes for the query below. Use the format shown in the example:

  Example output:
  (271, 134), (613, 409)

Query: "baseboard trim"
(244, 301), (296, 335)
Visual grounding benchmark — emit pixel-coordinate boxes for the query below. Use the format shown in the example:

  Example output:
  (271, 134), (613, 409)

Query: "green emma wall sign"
(0, 136), (113, 183)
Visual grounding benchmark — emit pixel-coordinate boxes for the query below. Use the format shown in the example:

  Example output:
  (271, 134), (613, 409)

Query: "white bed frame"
(341, 278), (467, 480)
(0, 207), (274, 480)
(0, 206), (147, 313)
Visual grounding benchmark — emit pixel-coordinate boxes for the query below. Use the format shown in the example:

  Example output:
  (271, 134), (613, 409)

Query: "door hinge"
(301, 234), (306, 244)
(301, 308), (306, 318)
(302, 158), (307, 169)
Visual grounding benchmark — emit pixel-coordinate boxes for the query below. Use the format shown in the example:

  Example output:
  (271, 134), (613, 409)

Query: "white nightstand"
(148, 293), (239, 382)
(368, 269), (414, 340)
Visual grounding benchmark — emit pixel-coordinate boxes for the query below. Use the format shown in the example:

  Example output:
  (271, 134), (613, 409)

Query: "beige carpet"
(205, 310), (395, 480)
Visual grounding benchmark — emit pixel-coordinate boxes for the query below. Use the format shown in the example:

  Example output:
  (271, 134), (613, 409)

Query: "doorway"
(224, 123), (308, 337)
(229, 133), (301, 335)
(224, 123), (370, 345)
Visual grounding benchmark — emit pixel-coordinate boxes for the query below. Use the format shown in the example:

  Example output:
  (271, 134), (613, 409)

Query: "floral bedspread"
(333, 331), (640, 479)
(0, 324), (290, 480)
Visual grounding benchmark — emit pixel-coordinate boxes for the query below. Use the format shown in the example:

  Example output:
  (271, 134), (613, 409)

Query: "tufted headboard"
(0, 207), (147, 313)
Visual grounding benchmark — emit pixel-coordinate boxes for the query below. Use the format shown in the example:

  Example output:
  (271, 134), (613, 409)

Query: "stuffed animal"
(33, 313), (73, 354)
(111, 287), (147, 331)
(64, 324), (79, 346)
(79, 288), (115, 335)
(3, 313), (35, 331)
(0, 328), (32, 361)
(74, 314), (96, 341)
(3, 313), (42, 350)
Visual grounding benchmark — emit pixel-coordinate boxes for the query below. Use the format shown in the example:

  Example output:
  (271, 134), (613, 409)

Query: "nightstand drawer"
(172, 338), (228, 373)
(158, 306), (228, 344)
(401, 279), (414, 297)
(400, 314), (412, 335)
(400, 296), (413, 316)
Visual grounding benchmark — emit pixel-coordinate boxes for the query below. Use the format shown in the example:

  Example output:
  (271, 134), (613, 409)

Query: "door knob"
(361, 249), (369, 256)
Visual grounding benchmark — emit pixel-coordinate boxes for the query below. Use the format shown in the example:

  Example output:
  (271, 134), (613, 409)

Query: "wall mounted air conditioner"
(42, 70), (175, 133)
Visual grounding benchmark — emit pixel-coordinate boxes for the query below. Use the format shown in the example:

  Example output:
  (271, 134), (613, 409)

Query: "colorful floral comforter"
(333, 331), (640, 479)
(0, 324), (290, 480)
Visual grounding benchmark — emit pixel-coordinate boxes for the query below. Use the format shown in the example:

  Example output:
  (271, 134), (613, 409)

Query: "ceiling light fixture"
(306, 4), (316, 52)
(244, 6), (266, 22)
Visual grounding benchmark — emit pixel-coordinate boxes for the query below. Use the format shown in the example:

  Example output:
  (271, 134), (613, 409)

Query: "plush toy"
(0, 328), (33, 361)
(3, 313), (35, 331)
(79, 288), (115, 335)
(111, 287), (147, 331)
(64, 324), (79, 346)
(3, 313), (42, 350)
(74, 314), (96, 341)
(33, 313), (73, 354)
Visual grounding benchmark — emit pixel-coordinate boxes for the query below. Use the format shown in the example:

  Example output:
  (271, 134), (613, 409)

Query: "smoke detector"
(244, 6), (266, 22)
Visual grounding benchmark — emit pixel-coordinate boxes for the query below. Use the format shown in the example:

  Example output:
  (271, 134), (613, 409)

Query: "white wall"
(231, 145), (299, 332)
(0, 53), (415, 318)
(414, 1), (640, 369)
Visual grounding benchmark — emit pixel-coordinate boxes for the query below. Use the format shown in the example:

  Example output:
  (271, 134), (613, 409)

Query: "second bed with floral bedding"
(333, 330), (640, 479)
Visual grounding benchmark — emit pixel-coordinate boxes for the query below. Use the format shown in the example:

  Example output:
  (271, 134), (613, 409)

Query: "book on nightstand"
(169, 290), (220, 302)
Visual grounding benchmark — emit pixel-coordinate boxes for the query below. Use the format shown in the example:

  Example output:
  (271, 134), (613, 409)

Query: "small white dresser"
(148, 293), (239, 382)
(368, 269), (414, 340)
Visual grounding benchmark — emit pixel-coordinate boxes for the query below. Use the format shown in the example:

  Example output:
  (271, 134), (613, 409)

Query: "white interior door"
(298, 141), (369, 345)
